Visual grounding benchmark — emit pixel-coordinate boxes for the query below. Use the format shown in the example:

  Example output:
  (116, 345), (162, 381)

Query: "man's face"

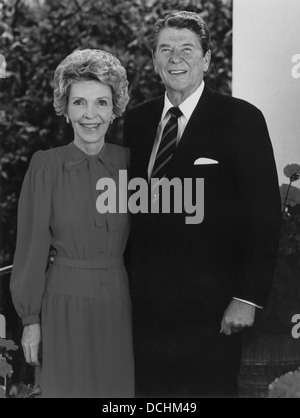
(153, 28), (211, 102)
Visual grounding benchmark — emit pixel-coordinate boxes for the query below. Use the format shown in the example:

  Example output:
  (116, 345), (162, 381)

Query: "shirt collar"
(161, 81), (205, 122)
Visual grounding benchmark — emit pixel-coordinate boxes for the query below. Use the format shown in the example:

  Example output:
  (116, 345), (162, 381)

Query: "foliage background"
(0, 0), (232, 266)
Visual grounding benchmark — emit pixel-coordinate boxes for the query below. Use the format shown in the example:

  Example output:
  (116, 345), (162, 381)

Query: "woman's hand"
(22, 323), (41, 366)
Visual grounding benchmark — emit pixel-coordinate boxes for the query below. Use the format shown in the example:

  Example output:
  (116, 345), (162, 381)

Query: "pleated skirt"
(36, 263), (134, 398)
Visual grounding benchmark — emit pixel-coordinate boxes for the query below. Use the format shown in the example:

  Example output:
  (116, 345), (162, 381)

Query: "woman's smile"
(79, 122), (101, 131)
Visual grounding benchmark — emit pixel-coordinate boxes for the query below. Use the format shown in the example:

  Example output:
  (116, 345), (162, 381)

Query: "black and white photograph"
(0, 0), (300, 400)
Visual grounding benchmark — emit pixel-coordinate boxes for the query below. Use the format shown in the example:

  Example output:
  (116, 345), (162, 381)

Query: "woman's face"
(67, 80), (114, 152)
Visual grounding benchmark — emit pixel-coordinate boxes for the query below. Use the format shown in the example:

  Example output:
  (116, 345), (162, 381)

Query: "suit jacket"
(124, 85), (281, 326)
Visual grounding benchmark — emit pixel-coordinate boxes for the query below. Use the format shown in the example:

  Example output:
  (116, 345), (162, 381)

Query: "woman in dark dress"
(10, 49), (134, 398)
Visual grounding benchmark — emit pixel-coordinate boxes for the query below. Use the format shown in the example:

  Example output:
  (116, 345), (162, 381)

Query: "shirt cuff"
(233, 297), (263, 309)
(22, 315), (41, 326)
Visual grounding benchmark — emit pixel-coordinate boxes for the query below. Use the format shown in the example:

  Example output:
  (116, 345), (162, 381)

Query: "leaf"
(0, 357), (13, 379)
(24, 126), (38, 133)
(0, 338), (19, 351)
(9, 383), (42, 398)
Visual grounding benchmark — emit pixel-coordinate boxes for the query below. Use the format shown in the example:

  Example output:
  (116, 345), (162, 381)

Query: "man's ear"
(203, 49), (211, 73)
(152, 50), (158, 74)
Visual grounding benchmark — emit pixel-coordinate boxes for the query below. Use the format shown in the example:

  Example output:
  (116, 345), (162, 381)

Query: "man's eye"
(161, 48), (171, 53)
(183, 48), (192, 52)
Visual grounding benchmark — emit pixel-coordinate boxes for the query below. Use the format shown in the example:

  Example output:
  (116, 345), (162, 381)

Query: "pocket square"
(194, 158), (219, 165)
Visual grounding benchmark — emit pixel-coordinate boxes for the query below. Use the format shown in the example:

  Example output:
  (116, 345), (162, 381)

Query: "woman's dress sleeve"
(10, 150), (52, 326)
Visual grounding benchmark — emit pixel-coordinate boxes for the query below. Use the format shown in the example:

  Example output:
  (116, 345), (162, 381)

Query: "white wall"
(232, 0), (300, 186)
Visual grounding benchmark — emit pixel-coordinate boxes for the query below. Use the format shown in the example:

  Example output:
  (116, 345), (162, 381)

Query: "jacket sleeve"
(233, 107), (282, 307)
(10, 151), (52, 326)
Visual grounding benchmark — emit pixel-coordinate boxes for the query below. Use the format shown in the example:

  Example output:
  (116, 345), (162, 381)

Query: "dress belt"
(53, 256), (124, 269)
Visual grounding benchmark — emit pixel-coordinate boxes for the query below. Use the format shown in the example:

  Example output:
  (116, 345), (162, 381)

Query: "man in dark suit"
(124, 11), (281, 397)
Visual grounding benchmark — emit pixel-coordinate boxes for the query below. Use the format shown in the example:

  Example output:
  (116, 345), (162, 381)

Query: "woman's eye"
(73, 99), (84, 105)
(98, 100), (108, 106)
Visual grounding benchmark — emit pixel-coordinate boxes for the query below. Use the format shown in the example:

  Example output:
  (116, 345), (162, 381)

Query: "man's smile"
(168, 70), (187, 75)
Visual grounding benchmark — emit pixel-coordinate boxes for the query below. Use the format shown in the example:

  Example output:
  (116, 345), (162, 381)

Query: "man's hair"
(152, 11), (211, 55)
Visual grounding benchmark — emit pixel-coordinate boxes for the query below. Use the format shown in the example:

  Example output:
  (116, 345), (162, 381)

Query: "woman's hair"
(152, 11), (211, 55)
(53, 49), (130, 118)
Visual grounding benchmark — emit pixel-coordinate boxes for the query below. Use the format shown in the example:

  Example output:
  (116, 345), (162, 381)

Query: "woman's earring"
(66, 116), (70, 124)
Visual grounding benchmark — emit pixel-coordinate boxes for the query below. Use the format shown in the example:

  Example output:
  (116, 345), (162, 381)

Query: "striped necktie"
(151, 107), (182, 179)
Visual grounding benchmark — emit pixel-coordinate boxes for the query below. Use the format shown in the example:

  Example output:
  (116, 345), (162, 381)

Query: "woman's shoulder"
(29, 145), (69, 172)
(105, 142), (128, 155)
(105, 142), (130, 168)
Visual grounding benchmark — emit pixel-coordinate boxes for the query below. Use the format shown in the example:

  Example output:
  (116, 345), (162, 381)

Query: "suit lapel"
(137, 96), (164, 180)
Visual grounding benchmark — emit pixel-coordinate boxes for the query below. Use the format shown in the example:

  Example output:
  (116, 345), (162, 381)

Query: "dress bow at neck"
(64, 154), (118, 177)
